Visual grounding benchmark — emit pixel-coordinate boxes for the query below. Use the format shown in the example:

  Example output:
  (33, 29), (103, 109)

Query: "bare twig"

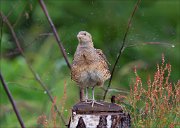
(38, 0), (85, 102)
(103, 0), (141, 101)
(3, 33), (53, 57)
(0, 72), (26, 128)
(0, 11), (66, 125)
(125, 42), (175, 48)
(0, 18), (3, 62)
(38, 0), (71, 69)
(13, 2), (28, 28)
(6, 1), (20, 18)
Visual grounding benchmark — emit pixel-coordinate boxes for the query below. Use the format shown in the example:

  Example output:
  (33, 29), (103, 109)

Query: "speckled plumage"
(71, 31), (111, 89)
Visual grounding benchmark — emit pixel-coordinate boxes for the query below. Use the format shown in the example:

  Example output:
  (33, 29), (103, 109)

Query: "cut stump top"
(72, 101), (123, 114)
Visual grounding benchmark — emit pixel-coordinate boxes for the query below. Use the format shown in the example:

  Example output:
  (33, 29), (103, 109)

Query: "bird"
(71, 31), (111, 107)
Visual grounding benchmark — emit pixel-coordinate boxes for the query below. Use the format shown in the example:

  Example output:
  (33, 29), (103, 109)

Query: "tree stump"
(68, 101), (131, 128)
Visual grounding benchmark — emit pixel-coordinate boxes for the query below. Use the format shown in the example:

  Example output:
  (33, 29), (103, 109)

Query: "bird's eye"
(83, 33), (86, 36)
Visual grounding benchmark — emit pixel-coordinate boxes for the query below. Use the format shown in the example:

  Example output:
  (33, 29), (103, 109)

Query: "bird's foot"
(91, 100), (103, 107)
(85, 99), (91, 103)
(84, 99), (103, 107)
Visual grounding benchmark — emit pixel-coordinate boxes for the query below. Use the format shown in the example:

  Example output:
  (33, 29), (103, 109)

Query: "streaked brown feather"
(71, 31), (111, 89)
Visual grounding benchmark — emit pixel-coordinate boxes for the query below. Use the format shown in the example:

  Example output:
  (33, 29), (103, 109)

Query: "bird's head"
(77, 31), (93, 45)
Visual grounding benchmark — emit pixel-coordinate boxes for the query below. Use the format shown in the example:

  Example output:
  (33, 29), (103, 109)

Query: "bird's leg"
(85, 87), (93, 103)
(85, 87), (88, 102)
(92, 87), (95, 107)
(91, 87), (103, 107)
(84, 87), (103, 107)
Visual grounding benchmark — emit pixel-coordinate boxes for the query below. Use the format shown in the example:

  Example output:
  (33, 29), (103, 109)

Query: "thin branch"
(0, 11), (66, 125)
(38, 0), (84, 102)
(38, 0), (71, 69)
(0, 18), (3, 66)
(13, 2), (28, 28)
(6, 1), (20, 18)
(0, 72), (26, 128)
(103, 0), (141, 101)
(125, 42), (175, 48)
(2, 33), (52, 57)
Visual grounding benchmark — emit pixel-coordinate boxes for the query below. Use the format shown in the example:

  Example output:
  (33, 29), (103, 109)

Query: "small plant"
(37, 97), (57, 128)
(37, 81), (68, 128)
(125, 55), (180, 127)
(37, 114), (48, 128)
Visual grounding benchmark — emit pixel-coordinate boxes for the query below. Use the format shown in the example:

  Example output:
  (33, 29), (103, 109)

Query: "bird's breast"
(71, 46), (110, 87)
(79, 69), (103, 87)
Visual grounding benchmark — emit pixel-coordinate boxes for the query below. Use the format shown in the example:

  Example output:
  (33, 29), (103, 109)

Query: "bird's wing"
(95, 49), (110, 65)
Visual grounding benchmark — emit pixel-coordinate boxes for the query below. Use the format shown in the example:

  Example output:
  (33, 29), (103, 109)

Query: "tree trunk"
(68, 101), (131, 128)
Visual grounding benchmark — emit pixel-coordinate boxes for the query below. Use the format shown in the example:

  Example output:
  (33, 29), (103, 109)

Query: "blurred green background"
(0, 0), (179, 127)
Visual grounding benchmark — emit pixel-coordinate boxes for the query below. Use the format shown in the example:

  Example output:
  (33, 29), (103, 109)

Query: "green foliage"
(0, 0), (179, 127)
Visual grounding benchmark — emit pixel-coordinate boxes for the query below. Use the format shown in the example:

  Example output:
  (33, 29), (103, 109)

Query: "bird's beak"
(77, 34), (81, 39)
(77, 34), (82, 40)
